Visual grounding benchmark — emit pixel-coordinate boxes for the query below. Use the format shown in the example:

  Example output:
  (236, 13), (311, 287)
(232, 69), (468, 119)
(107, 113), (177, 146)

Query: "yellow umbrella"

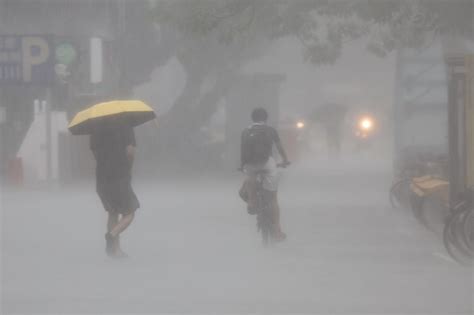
(68, 100), (156, 135)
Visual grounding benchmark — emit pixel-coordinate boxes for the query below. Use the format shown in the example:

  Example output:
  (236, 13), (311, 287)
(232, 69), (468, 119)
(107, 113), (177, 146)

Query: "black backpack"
(243, 124), (273, 164)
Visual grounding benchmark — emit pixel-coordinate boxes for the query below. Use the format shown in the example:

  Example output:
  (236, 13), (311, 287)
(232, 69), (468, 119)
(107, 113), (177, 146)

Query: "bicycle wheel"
(460, 207), (474, 254)
(261, 201), (274, 247)
(443, 209), (473, 265)
(451, 209), (473, 258)
(261, 222), (271, 247)
(390, 178), (410, 208)
(419, 194), (448, 234)
(255, 183), (271, 247)
(410, 192), (426, 227)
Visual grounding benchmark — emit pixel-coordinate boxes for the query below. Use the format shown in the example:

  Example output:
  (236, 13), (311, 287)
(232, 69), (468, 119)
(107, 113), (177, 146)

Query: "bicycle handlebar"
(238, 161), (291, 172)
(277, 161), (291, 168)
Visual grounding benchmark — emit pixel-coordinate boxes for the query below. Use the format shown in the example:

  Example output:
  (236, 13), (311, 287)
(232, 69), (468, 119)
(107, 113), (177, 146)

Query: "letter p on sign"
(22, 37), (50, 83)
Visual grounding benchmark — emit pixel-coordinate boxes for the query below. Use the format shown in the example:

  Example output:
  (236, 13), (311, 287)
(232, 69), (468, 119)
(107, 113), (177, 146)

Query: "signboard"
(0, 35), (54, 84)
(55, 43), (77, 66)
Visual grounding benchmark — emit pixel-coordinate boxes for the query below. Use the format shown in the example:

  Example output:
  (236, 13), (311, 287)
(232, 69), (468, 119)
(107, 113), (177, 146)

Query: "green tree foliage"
(147, 0), (473, 165)
(152, 0), (473, 62)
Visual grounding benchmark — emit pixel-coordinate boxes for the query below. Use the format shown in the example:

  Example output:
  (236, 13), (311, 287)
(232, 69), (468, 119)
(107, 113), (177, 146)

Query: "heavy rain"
(0, 1), (473, 314)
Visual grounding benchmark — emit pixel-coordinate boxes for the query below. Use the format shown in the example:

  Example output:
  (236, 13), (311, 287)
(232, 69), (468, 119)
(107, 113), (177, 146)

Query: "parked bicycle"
(443, 193), (473, 265)
(390, 152), (447, 210)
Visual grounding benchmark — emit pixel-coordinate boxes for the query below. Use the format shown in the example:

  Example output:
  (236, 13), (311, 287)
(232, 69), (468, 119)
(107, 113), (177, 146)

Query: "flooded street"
(3, 159), (471, 314)
(1, 1), (473, 314)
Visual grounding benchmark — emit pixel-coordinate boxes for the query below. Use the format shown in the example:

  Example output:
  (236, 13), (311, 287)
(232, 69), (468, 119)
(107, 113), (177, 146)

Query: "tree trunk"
(187, 71), (233, 132)
(153, 67), (233, 168)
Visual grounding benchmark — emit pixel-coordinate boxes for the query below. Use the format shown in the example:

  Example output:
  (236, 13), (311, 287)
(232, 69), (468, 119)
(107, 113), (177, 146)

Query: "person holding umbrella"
(69, 100), (156, 258)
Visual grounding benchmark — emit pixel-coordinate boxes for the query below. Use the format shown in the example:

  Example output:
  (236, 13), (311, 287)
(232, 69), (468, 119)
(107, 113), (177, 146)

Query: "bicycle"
(443, 196), (473, 265)
(390, 177), (411, 208)
(409, 175), (449, 233)
(241, 162), (289, 247)
(254, 169), (274, 246)
(390, 152), (448, 210)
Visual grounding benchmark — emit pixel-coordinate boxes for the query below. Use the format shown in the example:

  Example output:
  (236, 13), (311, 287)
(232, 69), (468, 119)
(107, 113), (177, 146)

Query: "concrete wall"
(17, 105), (67, 184)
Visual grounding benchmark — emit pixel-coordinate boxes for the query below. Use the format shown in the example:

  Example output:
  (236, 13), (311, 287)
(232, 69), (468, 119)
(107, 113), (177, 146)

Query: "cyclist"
(240, 107), (290, 241)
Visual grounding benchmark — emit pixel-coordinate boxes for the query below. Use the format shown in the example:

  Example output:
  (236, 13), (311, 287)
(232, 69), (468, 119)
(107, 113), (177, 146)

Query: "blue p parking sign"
(0, 35), (54, 85)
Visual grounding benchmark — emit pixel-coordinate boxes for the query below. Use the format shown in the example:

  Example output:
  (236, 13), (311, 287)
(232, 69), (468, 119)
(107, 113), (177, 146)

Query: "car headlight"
(359, 117), (374, 131)
(296, 121), (305, 129)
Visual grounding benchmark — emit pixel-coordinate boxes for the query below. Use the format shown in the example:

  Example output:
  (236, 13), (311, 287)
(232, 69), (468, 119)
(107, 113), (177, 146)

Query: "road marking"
(432, 251), (457, 265)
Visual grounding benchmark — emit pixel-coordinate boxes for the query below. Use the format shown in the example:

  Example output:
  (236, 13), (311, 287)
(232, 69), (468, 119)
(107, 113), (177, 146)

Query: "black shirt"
(241, 123), (285, 166)
(90, 125), (136, 178)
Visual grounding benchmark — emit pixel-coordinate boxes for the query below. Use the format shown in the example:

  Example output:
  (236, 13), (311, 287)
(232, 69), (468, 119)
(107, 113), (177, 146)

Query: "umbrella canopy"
(68, 100), (156, 135)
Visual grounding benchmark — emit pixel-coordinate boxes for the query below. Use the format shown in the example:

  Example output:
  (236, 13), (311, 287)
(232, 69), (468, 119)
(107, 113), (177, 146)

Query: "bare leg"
(271, 192), (286, 240)
(270, 192), (280, 230)
(109, 213), (121, 254)
(106, 212), (135, 258)
(109, 212), (135, 238)
(113, 234), (127, 258)
(105, 212), (119, 256)
(107, 212), (119, 233)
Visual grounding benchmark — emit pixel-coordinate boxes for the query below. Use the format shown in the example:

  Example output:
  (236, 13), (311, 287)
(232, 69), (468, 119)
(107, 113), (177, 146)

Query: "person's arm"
(125, 127), (136, 165)
(273, 128), (289, 164)
(126, 145), (135, 164)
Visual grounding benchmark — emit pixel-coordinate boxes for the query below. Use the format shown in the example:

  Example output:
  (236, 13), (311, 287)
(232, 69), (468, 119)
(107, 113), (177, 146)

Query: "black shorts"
(96, 174), (140, 215)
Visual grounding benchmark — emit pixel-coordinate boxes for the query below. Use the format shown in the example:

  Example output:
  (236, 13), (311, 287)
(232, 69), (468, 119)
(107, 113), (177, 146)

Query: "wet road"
(2, 160), (472, 314)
